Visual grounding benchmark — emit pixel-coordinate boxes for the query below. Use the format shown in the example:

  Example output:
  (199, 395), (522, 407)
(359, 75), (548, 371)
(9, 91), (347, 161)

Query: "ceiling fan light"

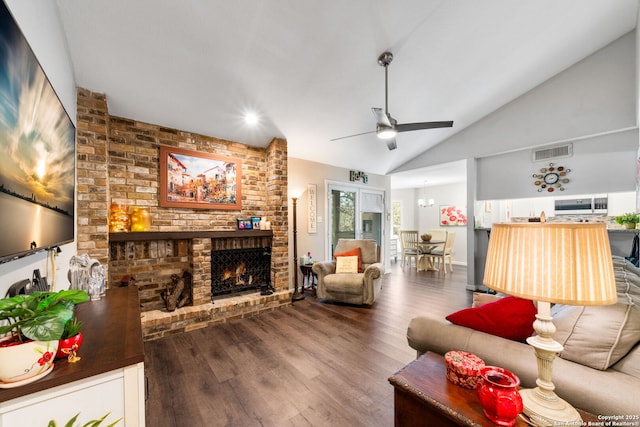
(377, 127), (397, 139)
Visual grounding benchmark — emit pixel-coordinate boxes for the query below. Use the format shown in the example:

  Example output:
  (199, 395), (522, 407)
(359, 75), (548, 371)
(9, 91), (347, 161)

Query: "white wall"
(394, 182), (468, 266)
(415, 182), (468, 266)
(288, 158), (392, 288)
(391, 188), (416, 232)
(636, 10), (640, 211)
(393, 30), (637, 290)
(0, 1), (77, 296)
(477, 129), (637, 200)
(394, 31), (636, 172)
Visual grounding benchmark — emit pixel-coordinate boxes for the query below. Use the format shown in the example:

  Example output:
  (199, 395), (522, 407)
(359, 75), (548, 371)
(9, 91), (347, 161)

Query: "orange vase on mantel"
(130, 207), (151, 232)
(109, 204), (130, 232)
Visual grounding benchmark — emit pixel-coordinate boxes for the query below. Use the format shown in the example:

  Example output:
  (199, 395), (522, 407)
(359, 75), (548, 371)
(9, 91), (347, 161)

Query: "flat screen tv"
(0, 1), (75, 265)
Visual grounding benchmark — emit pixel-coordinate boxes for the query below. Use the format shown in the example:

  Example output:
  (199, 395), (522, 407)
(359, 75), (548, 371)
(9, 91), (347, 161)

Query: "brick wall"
(76, 88), (290, 313)
(75, 90), (110, 260)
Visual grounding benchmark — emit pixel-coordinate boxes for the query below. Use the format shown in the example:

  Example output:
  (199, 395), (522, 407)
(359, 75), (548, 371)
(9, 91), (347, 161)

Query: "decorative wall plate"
(532, 163), (571, 192)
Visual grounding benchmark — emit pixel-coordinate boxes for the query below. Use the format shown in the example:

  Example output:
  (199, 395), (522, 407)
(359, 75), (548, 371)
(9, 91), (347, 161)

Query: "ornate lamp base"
(522, 301), (582, 426)
(520, 388), (581, 426)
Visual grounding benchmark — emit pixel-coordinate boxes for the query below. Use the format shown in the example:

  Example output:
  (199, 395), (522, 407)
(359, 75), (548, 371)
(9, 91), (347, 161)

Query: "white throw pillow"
(335, 255), (359, 274)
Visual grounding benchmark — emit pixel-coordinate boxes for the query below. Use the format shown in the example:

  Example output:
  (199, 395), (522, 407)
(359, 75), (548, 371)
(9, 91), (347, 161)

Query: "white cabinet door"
(511, 197), (553, 218)
(510, 198), (534, 217)
(608, 192), (636, 217)
(0, 363), (145, 427)
(1, 371), (124, 426)
(532, 198), (555, 218)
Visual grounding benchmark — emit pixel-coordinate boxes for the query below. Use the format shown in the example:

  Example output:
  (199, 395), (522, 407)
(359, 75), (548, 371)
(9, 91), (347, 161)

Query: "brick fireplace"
(75, 88), (292, 341)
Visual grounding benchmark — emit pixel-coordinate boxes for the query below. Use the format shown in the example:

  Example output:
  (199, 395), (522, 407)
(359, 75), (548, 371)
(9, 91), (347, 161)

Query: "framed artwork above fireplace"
(159, 146), (242, 210)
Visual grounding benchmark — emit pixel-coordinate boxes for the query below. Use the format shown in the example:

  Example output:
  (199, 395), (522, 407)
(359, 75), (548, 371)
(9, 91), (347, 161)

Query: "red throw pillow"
(445, 296), (536, 342)
(334, 247), (363, 273)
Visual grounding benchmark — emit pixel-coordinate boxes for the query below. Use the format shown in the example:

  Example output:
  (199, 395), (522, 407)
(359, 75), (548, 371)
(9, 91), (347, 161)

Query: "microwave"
(554, 197), (607, 215)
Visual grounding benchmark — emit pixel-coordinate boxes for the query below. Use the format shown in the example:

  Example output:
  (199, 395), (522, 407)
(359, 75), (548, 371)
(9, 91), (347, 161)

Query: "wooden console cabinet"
(0, 286), (145, 426)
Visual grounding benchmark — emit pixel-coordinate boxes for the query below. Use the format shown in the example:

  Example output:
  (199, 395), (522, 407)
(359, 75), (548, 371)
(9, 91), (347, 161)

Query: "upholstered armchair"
(311, 239), (384, 306)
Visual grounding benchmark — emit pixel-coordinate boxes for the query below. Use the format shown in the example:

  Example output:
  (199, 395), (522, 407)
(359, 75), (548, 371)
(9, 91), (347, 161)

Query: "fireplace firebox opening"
(211, 247), (273, 301)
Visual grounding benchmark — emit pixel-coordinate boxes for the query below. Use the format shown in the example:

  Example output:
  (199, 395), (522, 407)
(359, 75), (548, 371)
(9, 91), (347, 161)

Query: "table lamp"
(483, 221), (616, 426)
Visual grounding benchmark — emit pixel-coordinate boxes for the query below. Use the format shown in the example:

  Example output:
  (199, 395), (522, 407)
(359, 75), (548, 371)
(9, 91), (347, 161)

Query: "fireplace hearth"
(211, 247), (272, 300)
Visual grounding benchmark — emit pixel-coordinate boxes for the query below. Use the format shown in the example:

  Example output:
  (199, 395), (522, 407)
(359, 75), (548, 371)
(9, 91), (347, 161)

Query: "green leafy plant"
(48, 412), (122, 427)
(614, 212), (640, 225)
(0, 290), (89, 343)
(61, 318), (83, 340)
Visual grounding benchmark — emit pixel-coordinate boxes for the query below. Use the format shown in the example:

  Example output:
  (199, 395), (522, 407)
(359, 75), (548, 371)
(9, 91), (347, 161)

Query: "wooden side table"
(300, 264), (317, 295)
(388, 352), (597, 427)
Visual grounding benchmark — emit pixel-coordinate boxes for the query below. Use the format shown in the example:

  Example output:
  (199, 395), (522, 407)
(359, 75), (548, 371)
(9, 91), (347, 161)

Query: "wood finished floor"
(144, 261), (474, 427)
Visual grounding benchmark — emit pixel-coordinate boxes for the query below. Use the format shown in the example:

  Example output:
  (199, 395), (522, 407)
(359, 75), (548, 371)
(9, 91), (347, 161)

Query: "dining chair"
(417, 229), (447, 271)
(399, 230), (422, 271)
(425, 230), (455, 275)
(427, 229), (447, 243)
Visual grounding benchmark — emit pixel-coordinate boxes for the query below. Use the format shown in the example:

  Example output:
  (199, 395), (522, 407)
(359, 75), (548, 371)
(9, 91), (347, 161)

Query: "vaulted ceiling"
(56, 1), (638, 188)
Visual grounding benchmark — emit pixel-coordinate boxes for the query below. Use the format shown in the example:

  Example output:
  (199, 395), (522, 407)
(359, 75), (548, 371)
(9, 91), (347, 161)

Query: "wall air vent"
(532, 144), (572, 162)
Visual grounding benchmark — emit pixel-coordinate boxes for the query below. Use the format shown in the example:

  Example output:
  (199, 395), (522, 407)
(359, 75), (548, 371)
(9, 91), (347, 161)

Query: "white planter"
(0, 338), (58, 385)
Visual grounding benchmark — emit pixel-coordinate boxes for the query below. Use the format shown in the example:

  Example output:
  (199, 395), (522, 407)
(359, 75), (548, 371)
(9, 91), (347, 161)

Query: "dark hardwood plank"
(145, 262), (473, 426)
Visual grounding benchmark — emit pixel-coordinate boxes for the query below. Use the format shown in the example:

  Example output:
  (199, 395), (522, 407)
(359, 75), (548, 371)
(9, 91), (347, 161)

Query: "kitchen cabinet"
(607, 191), (636, 216)
(509, 197), (554, 218)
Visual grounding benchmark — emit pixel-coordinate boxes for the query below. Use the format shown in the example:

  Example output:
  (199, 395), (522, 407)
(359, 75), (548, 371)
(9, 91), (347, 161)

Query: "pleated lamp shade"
(483, 222), (617, 305)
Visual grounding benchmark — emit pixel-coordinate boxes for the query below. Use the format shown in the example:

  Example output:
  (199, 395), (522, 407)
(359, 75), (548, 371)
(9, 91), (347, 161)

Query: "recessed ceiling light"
(244, 112), (258, 125)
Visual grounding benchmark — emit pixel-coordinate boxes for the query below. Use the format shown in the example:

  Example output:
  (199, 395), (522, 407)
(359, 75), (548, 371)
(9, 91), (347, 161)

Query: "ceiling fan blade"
(371, 107), (392, 127)
(386, 138), (397, 151)
(395, 121), (453, 133)
(330, 130), (376, 141)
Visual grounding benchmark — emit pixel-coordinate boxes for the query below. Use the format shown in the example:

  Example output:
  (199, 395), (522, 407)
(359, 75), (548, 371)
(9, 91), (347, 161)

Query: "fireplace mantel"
(109, 230), (273, 242)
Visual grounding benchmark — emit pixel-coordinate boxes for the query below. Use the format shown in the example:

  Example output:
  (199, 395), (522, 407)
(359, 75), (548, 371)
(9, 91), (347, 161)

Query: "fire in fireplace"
(211, 247), (272, 299)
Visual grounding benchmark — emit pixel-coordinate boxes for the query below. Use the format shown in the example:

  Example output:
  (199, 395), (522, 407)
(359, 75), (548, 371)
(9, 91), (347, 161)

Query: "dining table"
(417, 239), (445, 272)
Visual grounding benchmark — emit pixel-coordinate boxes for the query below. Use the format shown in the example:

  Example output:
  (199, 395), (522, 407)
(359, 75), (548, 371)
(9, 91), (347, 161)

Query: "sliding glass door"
(329, 185), (357, 252)
(328, 184), (385, 258)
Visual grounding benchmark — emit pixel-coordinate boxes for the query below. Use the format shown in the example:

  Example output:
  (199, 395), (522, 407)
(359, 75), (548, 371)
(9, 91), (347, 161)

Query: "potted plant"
(55, 318), (83, 361)
(0, 290), (89, 385)
(614, 212), (640, 229)
(48, 412), (122, 427)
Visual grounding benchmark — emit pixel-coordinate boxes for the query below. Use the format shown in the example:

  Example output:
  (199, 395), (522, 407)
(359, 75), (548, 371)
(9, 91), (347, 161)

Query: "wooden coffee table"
(388, 352), (597, 427)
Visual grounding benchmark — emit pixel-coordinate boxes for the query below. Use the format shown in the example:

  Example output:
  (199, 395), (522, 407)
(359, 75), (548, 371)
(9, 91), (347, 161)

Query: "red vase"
(56, 333), (83, 359)
(476, 366), (523, 426)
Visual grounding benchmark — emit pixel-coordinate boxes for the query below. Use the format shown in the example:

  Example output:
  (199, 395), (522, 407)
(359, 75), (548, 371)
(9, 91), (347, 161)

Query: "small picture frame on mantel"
(251, 217), (261, 229)
(237, 218), (252, 230)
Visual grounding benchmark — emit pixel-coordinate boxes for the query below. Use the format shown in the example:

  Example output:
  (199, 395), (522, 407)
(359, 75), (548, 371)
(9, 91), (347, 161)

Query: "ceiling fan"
(331, 51), (453, 150)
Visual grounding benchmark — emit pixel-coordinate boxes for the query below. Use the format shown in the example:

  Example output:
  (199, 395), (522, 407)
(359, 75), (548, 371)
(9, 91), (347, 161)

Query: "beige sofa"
(312, 239), (384, 306)
(407, 256), (640, 417)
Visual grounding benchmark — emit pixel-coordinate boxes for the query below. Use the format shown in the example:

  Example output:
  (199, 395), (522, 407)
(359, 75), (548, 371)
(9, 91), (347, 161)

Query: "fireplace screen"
(211, 247), (271, 298)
